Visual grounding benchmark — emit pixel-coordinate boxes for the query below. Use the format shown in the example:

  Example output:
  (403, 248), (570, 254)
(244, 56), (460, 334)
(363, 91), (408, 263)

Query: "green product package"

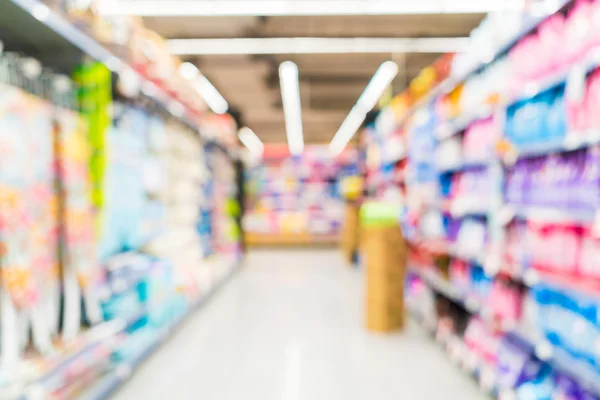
(73, 62), (112, 213)
(359, 201), (401, 228)
(225, 199), (241, 217)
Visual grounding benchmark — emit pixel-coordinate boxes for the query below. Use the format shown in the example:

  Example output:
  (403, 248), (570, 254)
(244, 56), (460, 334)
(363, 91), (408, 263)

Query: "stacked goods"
(361, 202), (407, 333)
(243, 146), (350, 245)
(145, 122), (209, 299)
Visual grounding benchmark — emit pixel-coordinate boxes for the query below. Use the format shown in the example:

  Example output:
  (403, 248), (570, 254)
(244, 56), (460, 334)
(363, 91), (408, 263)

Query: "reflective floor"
(113, 249), (486, 400)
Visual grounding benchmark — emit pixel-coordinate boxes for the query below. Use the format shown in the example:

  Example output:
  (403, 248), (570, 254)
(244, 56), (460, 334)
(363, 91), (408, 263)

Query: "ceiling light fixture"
(167, 37), (470, 55)
(178, 62), (229, 114)
(329, 61), (399, 156)
(178, 61), (200, 80)
(279, 61), (304, 156)
(238, 127), (265, 157)
(98, 0), (524, 17)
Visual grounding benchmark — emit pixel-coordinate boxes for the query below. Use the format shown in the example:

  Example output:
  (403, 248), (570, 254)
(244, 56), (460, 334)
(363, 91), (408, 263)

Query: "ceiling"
(143, 13), (484, 145)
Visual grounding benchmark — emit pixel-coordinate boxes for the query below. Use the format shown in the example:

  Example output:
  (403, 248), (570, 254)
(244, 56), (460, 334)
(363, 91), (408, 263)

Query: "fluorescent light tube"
(178, 61), (228, 114)
(356, 61), (399, 112)
(238, 127), (264, 157)
(167, 37), (470, 56)
(178, 62), (200, 80)
(98, 0), (524, 17)
(329, 61), (399, 155)
(279, 61), (304, 156)
(194, 75), (228, 114)
(329, 107), (368, 156)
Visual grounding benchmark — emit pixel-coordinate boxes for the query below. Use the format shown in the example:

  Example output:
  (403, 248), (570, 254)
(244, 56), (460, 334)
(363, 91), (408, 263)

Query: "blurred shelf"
(398, 0), (572, 126)
(409, 306), (499, 398)
(411, 264), (600, 396)
(435, 106), (494, 141)
(24, 262), (240, 400)
(506, 48), (600, 107)
(4, 0), (214, 142)
(507, 330), (600, 396)
(246, 232), (339, 247)
(436, 160), (490, 174)
(509, 131), (600, 161)
(512, 205), (596, 224)
(409, 266), (482, 314)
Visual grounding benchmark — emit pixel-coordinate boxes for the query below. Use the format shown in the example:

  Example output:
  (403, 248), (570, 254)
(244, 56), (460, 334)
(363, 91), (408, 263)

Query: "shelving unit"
(365, 0), (600, 397)
(0, 1), (244, 398)
(396, 0), (573, 127)
(2, 0), (227, 144)
(76, 263), (239, 400)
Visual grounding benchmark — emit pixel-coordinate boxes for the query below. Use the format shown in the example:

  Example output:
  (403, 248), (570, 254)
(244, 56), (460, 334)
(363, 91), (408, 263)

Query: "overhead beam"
(167, 37), (470, 55)
(99, 0), (522, 17)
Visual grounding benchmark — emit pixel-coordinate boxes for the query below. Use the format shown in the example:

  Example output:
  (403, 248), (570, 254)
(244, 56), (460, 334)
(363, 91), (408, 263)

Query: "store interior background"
(1, 0), (600, 399)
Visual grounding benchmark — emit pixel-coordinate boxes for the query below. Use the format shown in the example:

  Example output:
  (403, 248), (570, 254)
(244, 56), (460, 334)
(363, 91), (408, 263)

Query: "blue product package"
(546, 87), (567, 140)
(496, 336), (545, 390)
(514, 364), (554, 400)
(573, 293), (598, 369)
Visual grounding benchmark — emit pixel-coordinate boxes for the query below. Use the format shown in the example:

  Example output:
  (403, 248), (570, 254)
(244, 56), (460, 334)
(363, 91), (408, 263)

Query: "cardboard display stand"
(360, 202), (407, 333)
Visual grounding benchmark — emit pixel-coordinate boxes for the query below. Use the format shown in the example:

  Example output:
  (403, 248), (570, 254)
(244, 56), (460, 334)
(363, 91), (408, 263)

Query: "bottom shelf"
(246, 232), (339, 246)
(409, 265), (600, 398)
(409, 307), (499, 399)
(77, 263), (240, 400)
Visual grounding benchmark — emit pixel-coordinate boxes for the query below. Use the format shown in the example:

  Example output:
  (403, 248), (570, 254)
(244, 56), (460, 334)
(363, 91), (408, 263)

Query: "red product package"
(527, 221), (581, 275)
(579, 226), (600, 279)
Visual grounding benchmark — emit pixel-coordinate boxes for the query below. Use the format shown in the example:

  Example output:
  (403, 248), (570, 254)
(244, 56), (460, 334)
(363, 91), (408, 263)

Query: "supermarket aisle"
(113, 250), (485, 400)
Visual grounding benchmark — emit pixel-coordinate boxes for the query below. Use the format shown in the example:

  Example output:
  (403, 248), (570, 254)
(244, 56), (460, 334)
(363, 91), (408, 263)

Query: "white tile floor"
(113, 249), (487, 400)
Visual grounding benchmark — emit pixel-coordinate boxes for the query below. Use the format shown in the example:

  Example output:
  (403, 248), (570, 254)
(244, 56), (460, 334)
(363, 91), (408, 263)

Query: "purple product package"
(446, 217), (462, 243)
(526, 157), (544, 208)
(581, 390), (600, 400)
(506, 160), (528, 206)
(554, 153), (571, 210)
(496, 336), (544, 390)
(579, 147), (600, 212)
(563, 150), (583, 211)
(554, 373), (583, 400)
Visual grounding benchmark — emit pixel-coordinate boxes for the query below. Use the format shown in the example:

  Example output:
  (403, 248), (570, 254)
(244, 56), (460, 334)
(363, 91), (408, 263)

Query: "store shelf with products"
(1, 0), (235, 144)
(364, 0), (600, 397)
(0, 2), (243, 396)
(397, 0), (573, 127)
(243, 146), (357, 246)
(408, 262), (600, 398)
(75, 262), (238, 400)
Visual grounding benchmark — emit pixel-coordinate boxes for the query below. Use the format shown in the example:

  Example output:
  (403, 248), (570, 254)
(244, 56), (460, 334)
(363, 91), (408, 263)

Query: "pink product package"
(579, 227), (600, 279)
(565, 69), (600, 135)
(538, 14), (567, 77)
(504, 221), (528, 271)
(509, 36), (541, 94)
(463, 118), (499, 162)
(566, 77), (590, 134)
(587, 0), (600, 50)
(450, 259), (470, 293)
(528, 222), (581, 275)
(563, 0), (593, 65)
(487, 280), (523, 323)
(481, 330), (502, 367)
(463, 317), (486, 355)
(585, 70), (600, 131)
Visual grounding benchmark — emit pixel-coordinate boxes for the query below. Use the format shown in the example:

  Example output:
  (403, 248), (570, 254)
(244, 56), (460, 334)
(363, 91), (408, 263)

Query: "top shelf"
(399, 0), (573, 126)
(2, 0), (207, 137)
